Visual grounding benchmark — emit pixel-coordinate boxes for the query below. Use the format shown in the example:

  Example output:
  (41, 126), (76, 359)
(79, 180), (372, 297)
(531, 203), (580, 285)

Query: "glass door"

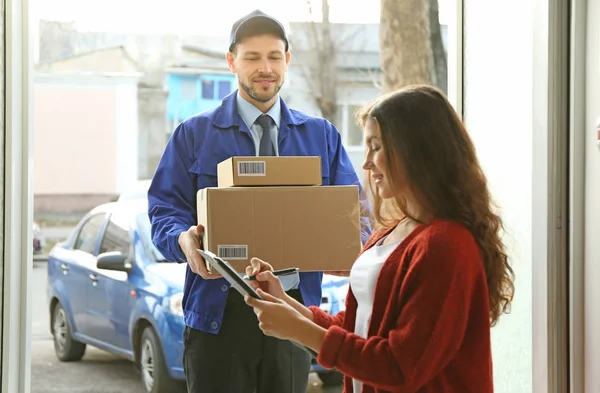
(2, 0), (34, 392)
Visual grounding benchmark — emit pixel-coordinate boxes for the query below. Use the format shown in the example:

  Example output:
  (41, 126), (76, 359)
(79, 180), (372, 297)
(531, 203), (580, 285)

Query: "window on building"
(181, 78), (197, 100)
(333, 105), (344, 134)
(346, 105), (363, 147)
(333, 104), (364, 148)
(201, 79), (215, 99)
(217, 81), (231, 99)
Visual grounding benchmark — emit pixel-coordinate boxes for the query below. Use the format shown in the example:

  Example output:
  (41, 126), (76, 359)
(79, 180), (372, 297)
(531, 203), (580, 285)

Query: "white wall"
(33, 73), (140, 195)
(115, 81), (139, 192)
(463, 1), (533, 392)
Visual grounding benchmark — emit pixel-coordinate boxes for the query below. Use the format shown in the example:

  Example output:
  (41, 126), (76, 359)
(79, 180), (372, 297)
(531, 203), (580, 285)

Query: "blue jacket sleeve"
(147, 122), (197, 263)
(325, 121), (373, 245)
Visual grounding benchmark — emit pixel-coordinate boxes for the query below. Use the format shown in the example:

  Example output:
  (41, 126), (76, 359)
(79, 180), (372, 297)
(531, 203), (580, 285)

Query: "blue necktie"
(257, 114), (274, 156)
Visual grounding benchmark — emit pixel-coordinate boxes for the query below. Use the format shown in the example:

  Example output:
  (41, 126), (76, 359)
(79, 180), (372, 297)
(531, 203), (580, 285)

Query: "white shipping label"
(237, 161), (266, 176)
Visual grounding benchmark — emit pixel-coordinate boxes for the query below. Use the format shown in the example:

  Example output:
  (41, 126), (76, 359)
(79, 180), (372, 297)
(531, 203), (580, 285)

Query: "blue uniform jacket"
(148, 91), (370, 334)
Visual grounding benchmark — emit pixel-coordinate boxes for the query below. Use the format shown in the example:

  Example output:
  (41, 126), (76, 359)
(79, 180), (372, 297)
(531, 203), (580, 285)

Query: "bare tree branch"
(288, 24), (319, 96)
(351, 67), (382, 90)
(292, 1), (381, 121)
(291, 0), (338, 121)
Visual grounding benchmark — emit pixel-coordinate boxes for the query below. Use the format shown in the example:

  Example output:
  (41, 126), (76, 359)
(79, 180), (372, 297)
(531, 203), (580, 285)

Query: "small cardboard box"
(197, 185), (361, 272)
(217, 156), (322, 187)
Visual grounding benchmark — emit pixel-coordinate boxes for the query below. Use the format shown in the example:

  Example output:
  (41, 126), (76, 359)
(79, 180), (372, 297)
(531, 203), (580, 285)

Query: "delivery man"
(148, 9), (369, 393)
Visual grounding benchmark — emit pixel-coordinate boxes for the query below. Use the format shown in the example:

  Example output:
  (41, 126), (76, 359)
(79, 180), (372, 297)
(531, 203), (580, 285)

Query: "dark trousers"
(183, 289), (312, 393)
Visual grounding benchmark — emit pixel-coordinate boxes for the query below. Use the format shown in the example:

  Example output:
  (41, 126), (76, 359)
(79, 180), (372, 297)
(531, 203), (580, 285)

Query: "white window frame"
(447, 0), (463, 116)
(567, 0), (585, 392)
(336, 102), (365, 152)
(532, 0), (574, 392)
(2, 0), (34, 392)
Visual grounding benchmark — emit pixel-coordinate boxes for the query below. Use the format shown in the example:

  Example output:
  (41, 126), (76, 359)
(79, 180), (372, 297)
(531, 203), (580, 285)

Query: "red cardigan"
(309, 219), (494, 393)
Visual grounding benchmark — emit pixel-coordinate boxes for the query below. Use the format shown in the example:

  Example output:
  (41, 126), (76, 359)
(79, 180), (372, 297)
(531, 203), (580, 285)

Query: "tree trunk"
(379, 0), (432, 93)
(317, 0), (337, 121)
(429, 0), (447, 94)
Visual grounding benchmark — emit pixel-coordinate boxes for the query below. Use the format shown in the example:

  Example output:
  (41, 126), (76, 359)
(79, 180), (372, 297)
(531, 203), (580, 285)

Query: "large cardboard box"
(217, 156), (322, 187)
(197, 185), (361, 272)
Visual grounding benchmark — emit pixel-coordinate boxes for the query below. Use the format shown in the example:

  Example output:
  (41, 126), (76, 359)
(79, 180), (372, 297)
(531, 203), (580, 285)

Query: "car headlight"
(168, 292), (184, 316)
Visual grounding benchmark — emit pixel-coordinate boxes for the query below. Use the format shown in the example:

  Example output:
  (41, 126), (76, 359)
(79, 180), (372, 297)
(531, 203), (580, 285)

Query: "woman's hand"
(245, 290), (327, 352)
(245, 258), (287, 300)
(245, 290), (306, 340)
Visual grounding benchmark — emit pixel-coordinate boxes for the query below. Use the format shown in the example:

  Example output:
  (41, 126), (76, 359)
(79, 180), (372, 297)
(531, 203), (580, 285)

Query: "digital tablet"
(196, 249), (318, 359)
(196, 249), (262, 299)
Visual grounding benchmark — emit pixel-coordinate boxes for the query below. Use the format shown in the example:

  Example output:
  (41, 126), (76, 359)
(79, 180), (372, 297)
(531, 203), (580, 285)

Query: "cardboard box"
(197, 185), (361, 272)
(217, 156), (322, 187)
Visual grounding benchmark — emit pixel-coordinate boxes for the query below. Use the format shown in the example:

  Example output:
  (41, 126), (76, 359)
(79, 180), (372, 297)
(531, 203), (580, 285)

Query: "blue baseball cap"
(229, 9), (289, 52)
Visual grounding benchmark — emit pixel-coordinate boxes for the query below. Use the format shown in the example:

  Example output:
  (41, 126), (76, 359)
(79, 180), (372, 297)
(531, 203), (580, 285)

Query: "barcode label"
(237, 161), (266, 176)
(217, 245), (248, 260)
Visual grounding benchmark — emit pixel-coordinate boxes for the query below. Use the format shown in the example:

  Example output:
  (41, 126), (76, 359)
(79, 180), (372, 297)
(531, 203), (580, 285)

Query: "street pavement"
(31, 260), (341, 393)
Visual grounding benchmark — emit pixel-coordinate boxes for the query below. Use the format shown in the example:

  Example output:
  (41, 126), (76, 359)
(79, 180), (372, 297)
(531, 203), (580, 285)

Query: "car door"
(58, 213), (107, 338)
(87, 210), (136, 351)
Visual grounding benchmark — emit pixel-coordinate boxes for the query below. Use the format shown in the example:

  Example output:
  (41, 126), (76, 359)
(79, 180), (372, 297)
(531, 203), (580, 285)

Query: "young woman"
(244, 84), (515, 393)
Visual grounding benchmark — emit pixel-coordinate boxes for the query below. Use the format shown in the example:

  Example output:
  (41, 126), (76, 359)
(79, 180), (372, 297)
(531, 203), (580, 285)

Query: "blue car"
(312, 274), (349, 386)
(47, 200), (348, 392)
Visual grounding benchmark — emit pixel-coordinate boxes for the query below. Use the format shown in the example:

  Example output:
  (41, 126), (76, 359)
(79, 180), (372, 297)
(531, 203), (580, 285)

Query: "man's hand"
(178, 224), (221, 279)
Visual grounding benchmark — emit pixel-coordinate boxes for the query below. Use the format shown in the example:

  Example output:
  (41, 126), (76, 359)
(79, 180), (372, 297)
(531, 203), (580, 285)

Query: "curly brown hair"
(357, 84), (514, 326)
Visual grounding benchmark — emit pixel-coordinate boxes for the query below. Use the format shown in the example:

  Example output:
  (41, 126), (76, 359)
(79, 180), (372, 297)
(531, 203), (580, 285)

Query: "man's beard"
(240, 80), (282, 103)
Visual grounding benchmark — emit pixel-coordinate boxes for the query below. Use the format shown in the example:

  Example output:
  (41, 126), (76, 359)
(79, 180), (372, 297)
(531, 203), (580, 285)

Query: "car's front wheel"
(52, 302), (86, 361)
(139, 326), (183, 393)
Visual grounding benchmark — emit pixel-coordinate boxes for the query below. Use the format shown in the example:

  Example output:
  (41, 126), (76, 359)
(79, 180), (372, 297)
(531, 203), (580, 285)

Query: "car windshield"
(135, 212), (168, 262)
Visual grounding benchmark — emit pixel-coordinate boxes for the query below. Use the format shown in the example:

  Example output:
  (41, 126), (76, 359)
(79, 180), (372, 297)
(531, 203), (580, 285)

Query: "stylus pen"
(243, 267), (299, 281)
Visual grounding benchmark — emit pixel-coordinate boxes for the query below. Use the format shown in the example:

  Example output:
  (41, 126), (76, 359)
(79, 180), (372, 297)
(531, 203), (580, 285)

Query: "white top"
(349, 235), (401, 393)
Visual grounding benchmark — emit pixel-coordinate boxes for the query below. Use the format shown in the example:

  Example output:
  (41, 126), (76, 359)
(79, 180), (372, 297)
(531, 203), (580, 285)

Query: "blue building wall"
(167, 73), (236, 122)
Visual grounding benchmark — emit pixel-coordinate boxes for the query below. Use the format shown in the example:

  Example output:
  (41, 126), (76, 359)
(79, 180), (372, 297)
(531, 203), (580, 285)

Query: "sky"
(32, 0), (453, 36)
